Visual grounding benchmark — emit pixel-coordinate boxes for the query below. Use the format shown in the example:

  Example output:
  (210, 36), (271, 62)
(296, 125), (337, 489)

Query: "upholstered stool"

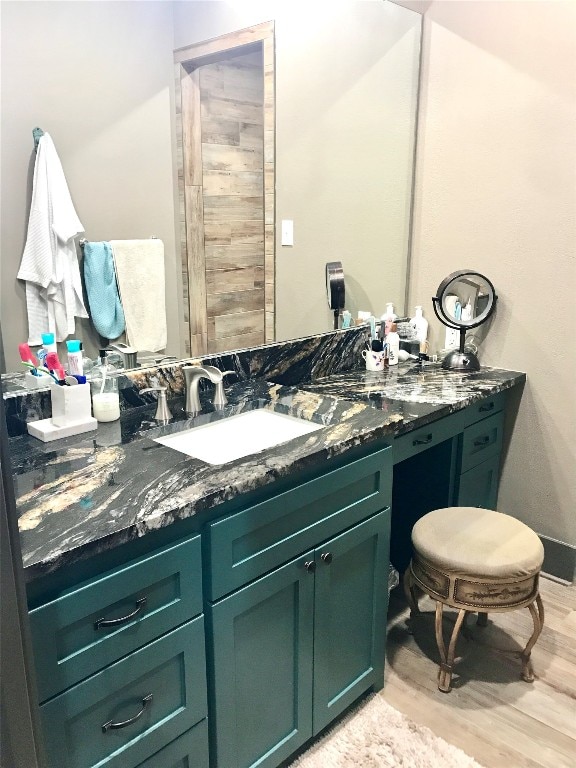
(403, 507), (545, 692)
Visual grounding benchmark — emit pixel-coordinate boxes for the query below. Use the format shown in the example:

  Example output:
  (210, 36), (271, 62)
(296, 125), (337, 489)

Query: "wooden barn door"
(175, 23), (275, 356)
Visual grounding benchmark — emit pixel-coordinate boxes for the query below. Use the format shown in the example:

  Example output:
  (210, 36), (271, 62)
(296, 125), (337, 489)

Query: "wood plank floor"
(383, 576), (576, 768)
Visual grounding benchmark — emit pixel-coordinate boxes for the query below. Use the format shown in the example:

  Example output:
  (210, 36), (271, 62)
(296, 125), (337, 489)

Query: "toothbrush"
(19, 343), (39, 374)
(20, 361), (59, 383)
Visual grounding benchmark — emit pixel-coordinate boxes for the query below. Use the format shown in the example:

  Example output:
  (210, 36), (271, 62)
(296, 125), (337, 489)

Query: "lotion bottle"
(410, 306), (429, 352)
(380, 303), (397, 337)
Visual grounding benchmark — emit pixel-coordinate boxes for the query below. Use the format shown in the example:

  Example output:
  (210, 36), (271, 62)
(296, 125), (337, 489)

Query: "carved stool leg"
(436, 604), (468, 693)
(477, 612), (489, 627)
(461, 611), (473, 640)
(520, 593), (545, 683)
(403, 566), (421, 618)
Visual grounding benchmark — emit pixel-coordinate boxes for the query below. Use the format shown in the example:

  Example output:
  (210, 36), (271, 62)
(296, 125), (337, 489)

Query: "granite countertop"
(9, 363), (525, 582)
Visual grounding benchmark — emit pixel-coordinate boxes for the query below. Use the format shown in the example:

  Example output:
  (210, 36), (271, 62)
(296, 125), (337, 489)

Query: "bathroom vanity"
(8, 359), (525, 768)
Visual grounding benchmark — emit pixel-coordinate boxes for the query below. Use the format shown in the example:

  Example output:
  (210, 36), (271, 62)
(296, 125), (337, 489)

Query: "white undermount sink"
(153, 409), (323, 465)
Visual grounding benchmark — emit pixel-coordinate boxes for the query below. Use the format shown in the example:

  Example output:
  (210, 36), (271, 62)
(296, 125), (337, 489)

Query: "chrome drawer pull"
(413, 434), (433, 446)
(94, 597), (147, 630)
(473, 436), (491, 448)
(479, 402), (495, 412)
(101, 693), (153, 733)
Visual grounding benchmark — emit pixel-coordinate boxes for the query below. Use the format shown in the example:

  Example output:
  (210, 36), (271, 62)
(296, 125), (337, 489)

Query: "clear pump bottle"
(90, 350), (120, 422)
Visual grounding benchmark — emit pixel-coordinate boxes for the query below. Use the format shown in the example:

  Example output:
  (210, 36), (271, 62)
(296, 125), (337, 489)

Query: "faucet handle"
(213, 371), (235, 409)
(140, 386), (172, 422)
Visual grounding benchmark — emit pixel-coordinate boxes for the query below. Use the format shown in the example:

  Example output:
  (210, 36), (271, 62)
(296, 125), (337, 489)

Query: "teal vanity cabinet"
(205, 447), (392, 768)
(455, 392), (506, 509)
(28, 537), (209, 768)
(20, 377), (517, 768)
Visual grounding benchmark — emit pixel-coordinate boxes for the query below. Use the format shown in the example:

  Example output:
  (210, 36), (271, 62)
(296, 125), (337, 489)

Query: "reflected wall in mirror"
(0, 0), (422, 375)
(438, 274), (496, 326)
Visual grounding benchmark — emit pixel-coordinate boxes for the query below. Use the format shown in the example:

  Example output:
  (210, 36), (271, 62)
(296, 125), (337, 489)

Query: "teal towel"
(82, 241), (125, 339)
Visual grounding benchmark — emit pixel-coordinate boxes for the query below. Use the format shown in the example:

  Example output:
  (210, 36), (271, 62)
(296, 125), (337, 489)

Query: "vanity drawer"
(40, 617), (207, 768)
(393, 411), (465, 465)
(136, 719), (208, 768)
(30, 536), (202, 702)
(206, 447), (392, 600)
(462, 391), (506, 428)
(460, 411), (504, 473)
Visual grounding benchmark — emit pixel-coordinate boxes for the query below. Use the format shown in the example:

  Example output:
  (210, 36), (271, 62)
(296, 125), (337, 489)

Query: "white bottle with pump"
(387, 322), (400, 366)
(380, 303), (397, 337)
(410, 306), (429, 352)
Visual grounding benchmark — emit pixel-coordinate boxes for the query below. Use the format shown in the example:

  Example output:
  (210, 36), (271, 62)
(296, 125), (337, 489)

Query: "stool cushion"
(412, 507), (544, 580)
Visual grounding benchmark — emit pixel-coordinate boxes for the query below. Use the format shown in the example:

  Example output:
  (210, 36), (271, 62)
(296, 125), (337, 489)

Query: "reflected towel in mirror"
(17, 133), (88, 345)
(82, 241), (125, 339)
(110, 239), (167, 352)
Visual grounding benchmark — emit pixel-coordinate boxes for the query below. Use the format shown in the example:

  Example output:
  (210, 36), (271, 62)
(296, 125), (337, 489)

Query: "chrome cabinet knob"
(320, 552), (333, 564)
(304, 560), (316, 573)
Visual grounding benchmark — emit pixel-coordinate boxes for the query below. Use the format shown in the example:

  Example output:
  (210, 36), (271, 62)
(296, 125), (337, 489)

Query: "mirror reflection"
(440, 276), (495, 326)
(0, 0), (422, 376)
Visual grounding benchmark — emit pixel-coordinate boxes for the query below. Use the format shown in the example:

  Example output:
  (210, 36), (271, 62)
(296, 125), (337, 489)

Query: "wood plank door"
(175, 23), (275, 356)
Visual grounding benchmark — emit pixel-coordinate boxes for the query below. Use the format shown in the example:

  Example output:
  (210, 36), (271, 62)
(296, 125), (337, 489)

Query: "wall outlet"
(444, 327), (460, 350)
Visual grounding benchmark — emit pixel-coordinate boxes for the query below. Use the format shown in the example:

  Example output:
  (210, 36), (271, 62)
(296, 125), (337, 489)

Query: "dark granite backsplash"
(2, 327), (370, 436)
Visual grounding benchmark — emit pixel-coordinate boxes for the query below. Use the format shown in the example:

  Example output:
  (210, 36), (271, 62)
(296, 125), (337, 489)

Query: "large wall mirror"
(0, 0), (421, 375)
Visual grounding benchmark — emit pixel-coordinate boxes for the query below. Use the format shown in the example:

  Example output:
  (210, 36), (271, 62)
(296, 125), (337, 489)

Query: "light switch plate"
(281, 219), (294, 246)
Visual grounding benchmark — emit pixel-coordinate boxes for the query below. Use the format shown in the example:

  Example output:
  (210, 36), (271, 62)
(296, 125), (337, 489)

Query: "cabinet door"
(457, 453), (501, 509)
(312, 509), (391, 735)
(208, 554), (315, 768)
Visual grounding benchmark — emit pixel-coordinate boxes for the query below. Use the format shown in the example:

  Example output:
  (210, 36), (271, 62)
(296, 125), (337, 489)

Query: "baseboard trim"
(540, 535), (576, 584)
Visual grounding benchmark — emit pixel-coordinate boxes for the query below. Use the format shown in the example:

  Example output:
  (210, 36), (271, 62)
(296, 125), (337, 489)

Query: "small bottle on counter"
(41, 332), (57, 353)
(410, 306), (429, 353)
(90, 350), (120, 422)
(66, 339), (84, 376)
(387, 323), (400, 366)
(380, 303), (397, 337)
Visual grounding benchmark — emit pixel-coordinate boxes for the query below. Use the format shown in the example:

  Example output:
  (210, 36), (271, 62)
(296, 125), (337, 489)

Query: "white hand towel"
(17, 133), (88, 345)
(110, 239), (167, 352)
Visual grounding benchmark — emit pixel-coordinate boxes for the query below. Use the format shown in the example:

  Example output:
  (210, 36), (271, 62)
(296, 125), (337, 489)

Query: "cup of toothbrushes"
(362, 349), (385, 372)
(90, 373), (120, 422)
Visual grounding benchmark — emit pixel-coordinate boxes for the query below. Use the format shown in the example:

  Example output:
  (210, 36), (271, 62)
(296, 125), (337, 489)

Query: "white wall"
(0, 1), (181, 370)
(410, 1), (576, 551)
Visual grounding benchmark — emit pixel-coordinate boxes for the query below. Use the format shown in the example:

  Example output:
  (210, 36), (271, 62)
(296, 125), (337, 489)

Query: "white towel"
(110, 239), (167, 352)
(17, 133), (88, 345)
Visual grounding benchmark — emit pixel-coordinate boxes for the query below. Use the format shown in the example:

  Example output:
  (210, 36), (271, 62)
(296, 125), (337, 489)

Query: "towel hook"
(32, 127), (44, 152)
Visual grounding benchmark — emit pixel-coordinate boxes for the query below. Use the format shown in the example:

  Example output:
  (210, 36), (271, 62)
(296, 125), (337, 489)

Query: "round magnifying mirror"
(432, 270), (497, 371)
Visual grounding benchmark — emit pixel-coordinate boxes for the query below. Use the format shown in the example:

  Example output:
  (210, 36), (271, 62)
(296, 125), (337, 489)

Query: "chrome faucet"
(182, 365), (234, 415)
(108, 343), (138, 369)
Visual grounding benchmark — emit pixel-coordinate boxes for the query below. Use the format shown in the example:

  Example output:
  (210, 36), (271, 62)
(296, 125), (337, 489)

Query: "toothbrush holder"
(51, 382), (93, 427)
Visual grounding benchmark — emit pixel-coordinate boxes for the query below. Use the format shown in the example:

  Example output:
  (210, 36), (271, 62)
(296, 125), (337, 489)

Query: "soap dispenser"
(410, 306), (429, 352)
(90, 350), (120, 422)
(380, 303), (397, 337)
